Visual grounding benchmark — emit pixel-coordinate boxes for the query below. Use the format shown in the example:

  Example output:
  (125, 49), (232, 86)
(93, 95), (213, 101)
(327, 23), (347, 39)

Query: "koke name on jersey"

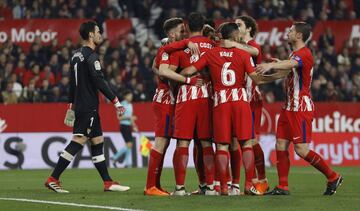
(220, 51), (233, 57)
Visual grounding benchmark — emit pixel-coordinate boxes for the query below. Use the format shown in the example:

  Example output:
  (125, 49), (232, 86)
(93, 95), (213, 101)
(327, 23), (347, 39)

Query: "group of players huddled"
(44, 12), (343, 197)
(144, 12), (343, 196)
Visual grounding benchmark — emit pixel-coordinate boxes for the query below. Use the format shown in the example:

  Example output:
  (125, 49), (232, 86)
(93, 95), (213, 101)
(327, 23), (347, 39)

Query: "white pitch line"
(266, 169), (360, 176)
(0, 198), (146, 211)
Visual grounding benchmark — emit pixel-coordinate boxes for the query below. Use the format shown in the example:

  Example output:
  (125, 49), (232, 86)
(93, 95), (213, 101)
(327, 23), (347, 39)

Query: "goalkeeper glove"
(64, 104), (75, 127)
(112, 97), (125, 116)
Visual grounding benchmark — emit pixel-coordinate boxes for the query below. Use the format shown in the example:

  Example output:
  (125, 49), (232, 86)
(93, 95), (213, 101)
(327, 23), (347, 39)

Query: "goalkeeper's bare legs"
(145, 136), (170, 196)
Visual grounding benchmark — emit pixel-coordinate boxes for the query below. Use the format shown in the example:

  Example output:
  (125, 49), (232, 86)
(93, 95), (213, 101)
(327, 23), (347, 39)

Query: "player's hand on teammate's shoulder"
(188, 41), (200, 55)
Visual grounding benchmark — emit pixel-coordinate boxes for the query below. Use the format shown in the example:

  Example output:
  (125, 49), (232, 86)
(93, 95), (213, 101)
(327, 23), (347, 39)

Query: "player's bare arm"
(180, 65), (199, 77)
(267, 69), (291, 79)
(222, 39), (259, 56)
(162, 39), (200, 55)
(152, 58), (160, 75)
(247, 72), (281, 85)
(256, 59), (298, 74)
(159, 63), (203, 86)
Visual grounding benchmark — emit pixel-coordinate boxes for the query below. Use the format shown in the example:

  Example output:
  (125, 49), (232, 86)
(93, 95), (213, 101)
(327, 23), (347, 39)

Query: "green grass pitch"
(0, 167), (359, 211)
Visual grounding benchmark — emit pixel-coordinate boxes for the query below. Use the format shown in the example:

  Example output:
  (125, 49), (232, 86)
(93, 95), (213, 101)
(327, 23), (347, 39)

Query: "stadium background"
(0, 1), (359, 210)
(1, 0), (359, 170)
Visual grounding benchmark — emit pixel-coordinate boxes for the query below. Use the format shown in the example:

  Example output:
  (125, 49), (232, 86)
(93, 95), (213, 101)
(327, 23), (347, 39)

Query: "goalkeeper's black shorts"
(73, 111), (103, 138)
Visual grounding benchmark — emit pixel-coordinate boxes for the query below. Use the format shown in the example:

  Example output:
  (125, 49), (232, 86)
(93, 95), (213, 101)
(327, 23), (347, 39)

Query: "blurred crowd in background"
(1, 0), (360, 104)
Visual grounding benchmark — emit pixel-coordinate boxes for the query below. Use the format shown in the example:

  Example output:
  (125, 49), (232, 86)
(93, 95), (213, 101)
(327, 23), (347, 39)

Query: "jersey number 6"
(221, 62), (235, 86)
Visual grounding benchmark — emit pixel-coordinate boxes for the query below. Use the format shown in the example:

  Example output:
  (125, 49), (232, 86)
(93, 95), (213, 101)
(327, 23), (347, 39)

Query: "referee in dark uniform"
(45, 21), (130, 193)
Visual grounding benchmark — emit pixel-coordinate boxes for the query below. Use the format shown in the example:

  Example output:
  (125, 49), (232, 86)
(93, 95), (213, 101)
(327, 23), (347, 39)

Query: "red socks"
(226, 153), (231, 184)
(215, 150), (229, 190)
(146, 149), (163, 189)
(203, 146), (215, 186)
(173, 147), (189, 186)
(276, 150), (290, 190)
(194, 142), (206, 184)
(230, 148), (241, 184)
(156, 142), (169, 188)
(304, 150), (338, 182)
(253, 143), (266, 180)
(242, 147), (255, 190)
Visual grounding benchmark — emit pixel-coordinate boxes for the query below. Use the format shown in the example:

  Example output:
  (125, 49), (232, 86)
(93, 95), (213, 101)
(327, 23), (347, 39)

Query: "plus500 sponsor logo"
(0, 28), (57, 43)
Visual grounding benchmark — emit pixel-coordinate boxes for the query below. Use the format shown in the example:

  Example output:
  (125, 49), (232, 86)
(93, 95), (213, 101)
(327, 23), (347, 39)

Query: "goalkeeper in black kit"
(45, 21), (130, 193)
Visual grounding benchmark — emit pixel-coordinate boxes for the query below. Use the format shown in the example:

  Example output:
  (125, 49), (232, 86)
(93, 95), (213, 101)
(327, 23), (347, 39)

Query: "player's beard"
(94, 35), (103, 46)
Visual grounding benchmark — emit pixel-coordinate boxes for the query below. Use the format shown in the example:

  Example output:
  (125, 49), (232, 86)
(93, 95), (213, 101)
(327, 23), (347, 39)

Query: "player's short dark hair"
(293, 22), (312, 42)
(216, 22), (225, 33)
(237, 15), (258, 37)
(188, 12), (205, 32)
(79, 21), (98, 40)
(163, 18), (184, 34)
(220, 22), (239, 40)
(205, 19), (215, 28)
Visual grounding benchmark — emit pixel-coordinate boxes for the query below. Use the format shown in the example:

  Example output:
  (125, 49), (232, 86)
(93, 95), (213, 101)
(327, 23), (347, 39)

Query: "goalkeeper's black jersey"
(69, 46), (116, 113)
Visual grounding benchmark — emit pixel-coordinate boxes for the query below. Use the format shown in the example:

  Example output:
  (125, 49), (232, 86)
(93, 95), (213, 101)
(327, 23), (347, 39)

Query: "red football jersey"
(153, 46), (175, 104)
(245, 39), (263, 103)
(193, 47), (255, 107)
(284, 46), (314, 112)
(170, 36), (214, 103)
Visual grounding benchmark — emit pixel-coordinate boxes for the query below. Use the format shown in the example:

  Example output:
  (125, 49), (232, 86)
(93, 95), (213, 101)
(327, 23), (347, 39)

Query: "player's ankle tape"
(92, 154), (105, 163)
(60, 150), (74, 161)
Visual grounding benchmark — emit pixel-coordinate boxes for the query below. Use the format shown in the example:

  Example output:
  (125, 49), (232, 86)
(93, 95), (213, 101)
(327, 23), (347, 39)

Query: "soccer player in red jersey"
(181, 22), (279, 195)
(256, 22), (343, 195)
(160, 22), (261, 195)
(165, 13), (216, 196)
(235, 15), (269, 194)
(144, 18), (187, 196)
